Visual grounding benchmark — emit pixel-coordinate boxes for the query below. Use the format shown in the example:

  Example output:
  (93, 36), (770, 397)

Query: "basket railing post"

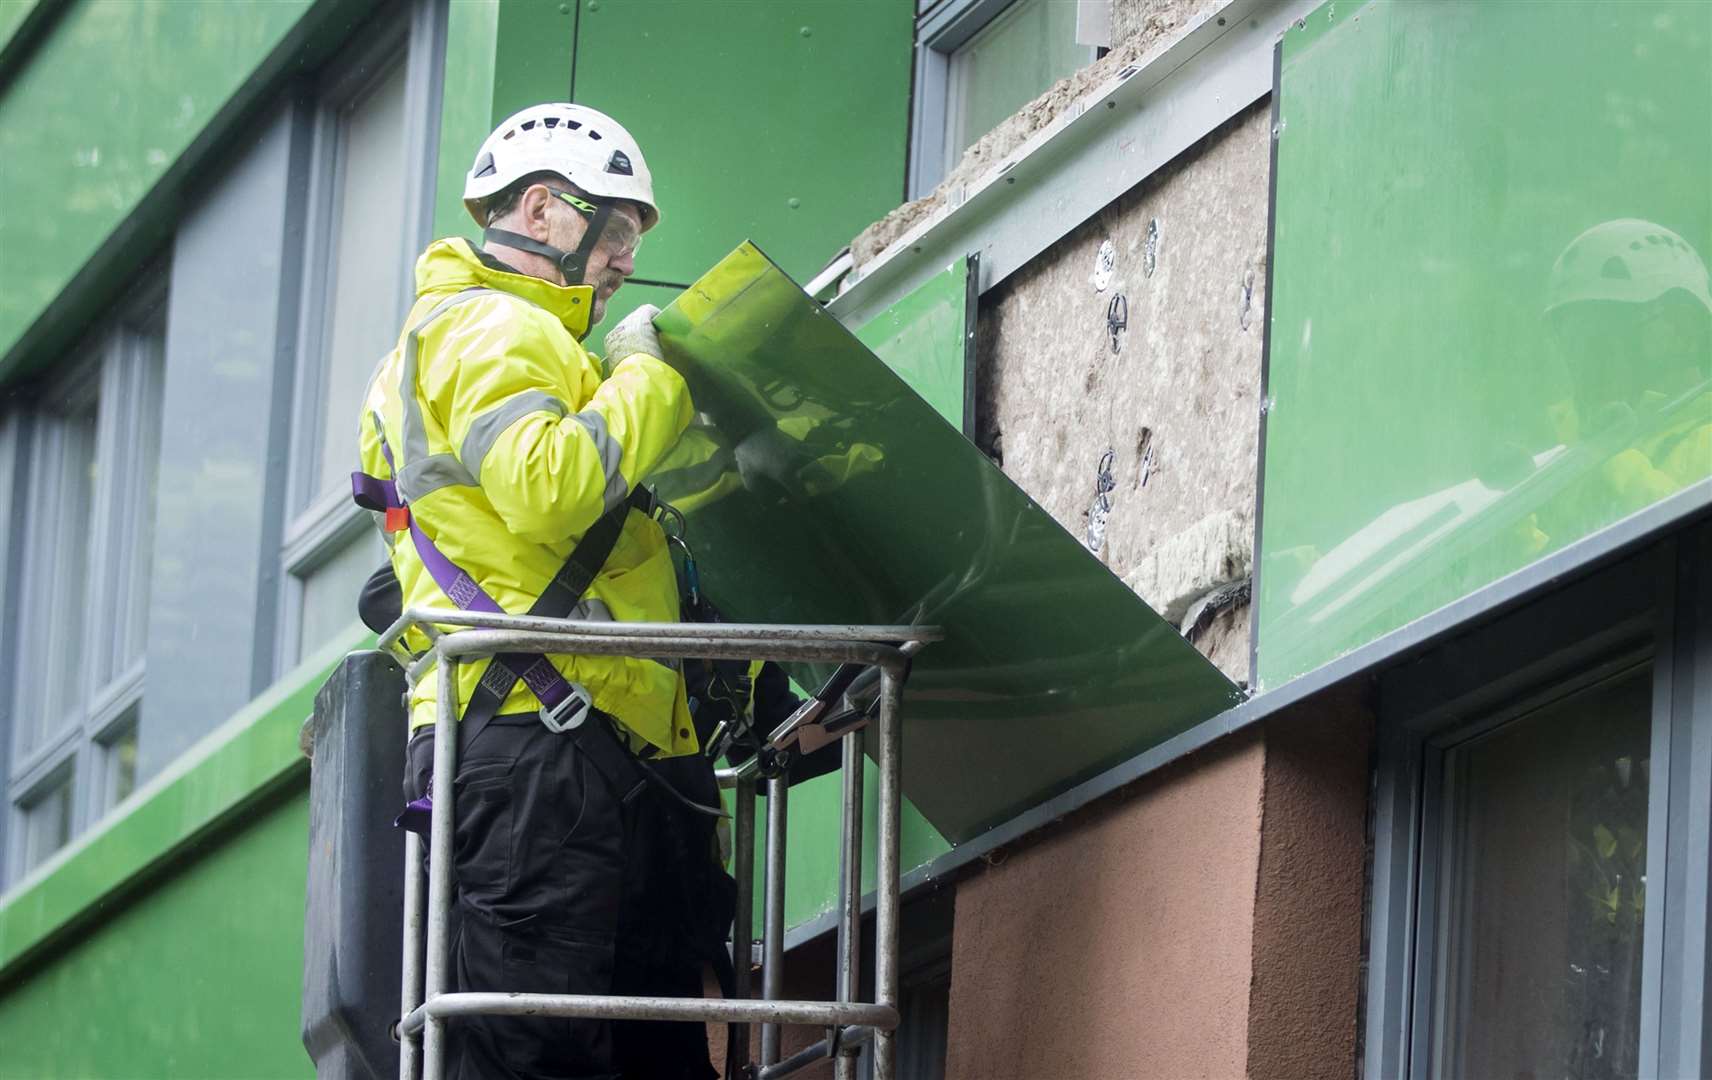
(871, 665), (904, 1080)
(728, 777), (758, 1076)
(834, 730), (865, 1080)
(421, 649), (460, 1080)
(760, 773), (790, 1067)
(399, 828), (425, 1080)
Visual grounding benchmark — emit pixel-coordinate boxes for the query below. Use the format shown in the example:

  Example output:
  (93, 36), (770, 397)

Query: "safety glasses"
(550, 188), (642, 260)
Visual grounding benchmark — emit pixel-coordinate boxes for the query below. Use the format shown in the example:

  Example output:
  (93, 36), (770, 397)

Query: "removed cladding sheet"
(652, 242), (1241, 843)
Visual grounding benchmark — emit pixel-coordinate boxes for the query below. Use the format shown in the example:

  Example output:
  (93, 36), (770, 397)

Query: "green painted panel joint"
(432, 0), (578, 247)
(570, 0), (913, 285)
(0, 625), (370, 978)
(1257, 0), (1712, 690)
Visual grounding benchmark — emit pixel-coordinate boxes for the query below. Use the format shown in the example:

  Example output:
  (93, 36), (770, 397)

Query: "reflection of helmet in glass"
(1547, 219), (1712, 315)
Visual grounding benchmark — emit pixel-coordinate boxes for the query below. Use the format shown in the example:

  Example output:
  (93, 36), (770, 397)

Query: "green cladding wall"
(1256, 0), (1712, 690)
(0, 0), (314, 368)
(570, 0), (914, 288)
(0, 795), (313, 1080)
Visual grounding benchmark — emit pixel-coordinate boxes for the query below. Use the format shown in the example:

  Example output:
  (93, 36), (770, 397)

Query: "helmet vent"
(1601, 255), (1632, 281)
(543, 117), (560, 128)
(473, 151), (496, 178)
(588, 129), (603, 141)
(520, 119), (537, 131)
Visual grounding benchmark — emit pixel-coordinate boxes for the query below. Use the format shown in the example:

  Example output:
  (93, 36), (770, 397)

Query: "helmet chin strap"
(484, 199), (613, 287)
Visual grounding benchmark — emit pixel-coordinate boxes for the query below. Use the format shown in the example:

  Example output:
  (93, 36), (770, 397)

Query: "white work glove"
(602, 303), (664, 367)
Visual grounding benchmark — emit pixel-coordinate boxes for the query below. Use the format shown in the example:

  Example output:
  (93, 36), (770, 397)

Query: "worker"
(352, 102), (719, 1080)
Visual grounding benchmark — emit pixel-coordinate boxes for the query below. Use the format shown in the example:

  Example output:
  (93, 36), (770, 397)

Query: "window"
(3, 303), (166, 883)
(910, 0), (1097, 198)
(1366, 528), (1712, 1079)
(1427, 665), (1651, 1078)
(280, 8), (438, 667)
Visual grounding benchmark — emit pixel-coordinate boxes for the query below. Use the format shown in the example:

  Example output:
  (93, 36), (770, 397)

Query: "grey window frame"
(276, 0), (443, 671)
(0, 408), (23, 873)
(1364, 525), (1712, 1078)
(908, 0), (1099, 199)
(1, 283), (168, 886)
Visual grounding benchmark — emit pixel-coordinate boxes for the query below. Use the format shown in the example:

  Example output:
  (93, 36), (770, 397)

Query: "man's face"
(546, 193), (643, 325)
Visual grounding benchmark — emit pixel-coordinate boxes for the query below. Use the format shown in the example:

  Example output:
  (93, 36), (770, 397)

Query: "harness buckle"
(539, 682), (595, 733)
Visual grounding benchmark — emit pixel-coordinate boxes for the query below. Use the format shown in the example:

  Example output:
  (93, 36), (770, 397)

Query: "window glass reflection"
(1258, 1), (1712, 688)
(22, 777), (74, 873)
(1432, 666), (1651, 1080)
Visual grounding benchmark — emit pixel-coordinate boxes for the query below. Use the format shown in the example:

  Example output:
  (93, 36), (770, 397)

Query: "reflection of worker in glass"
(1538, 219), (1712, 537)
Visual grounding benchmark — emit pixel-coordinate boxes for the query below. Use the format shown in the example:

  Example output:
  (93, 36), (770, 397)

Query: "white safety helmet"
(1547, 219), (1712, 315)
(462, 103), (660, 232)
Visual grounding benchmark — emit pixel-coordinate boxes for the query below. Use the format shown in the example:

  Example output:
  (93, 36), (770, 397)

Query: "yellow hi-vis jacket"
(359, 237), (698, 753)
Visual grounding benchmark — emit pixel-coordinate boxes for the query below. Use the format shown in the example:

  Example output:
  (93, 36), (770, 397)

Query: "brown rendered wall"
(944, 733), (1266, 1080)
(1246, 692), (1373, 1080)
(941, 704), (1372, 1080)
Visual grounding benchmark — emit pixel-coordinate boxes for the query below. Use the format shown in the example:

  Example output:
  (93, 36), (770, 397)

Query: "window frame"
(1364, 526), (1712, 1078)
(2, 281), (168, 885)
(276, 0), (442, 672)
(908, 0), (1099, 199)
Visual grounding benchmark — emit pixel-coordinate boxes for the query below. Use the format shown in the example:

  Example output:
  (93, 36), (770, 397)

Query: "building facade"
(0, 1), (1706, 1078)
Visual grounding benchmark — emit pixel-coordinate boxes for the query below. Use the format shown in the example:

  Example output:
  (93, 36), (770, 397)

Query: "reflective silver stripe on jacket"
(459, 390), (568, 481)
(396, 287), (497, 501)
(568, 410), (629, 515)
(396, 454), (478, 504)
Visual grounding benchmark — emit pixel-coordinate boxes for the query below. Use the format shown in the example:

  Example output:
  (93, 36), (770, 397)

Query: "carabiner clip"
(669, 532), (702, 610)
(654, 499), (688, 542)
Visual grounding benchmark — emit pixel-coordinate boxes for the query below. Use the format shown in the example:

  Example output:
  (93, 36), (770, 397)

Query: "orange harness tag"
(384, 506), (411, 533)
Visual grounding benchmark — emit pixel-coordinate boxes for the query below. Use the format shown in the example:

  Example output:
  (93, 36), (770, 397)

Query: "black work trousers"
(405, 714), (717, 1080)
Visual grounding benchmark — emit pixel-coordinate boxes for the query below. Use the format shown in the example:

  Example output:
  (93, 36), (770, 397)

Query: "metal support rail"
(387, 608), (939, 1080)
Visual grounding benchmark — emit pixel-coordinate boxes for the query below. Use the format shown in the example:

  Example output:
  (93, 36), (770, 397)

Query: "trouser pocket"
(455, 916), (620, 1080)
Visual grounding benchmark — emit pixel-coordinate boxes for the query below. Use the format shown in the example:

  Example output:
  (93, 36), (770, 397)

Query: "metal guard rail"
(383, 607), (941, 1080)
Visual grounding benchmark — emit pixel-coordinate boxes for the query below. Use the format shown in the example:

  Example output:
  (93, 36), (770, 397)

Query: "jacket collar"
(413, 237), (595, 340)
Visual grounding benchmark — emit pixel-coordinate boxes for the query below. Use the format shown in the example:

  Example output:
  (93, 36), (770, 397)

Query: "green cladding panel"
(854, 256), (976, 433)
(763, 263), (976, 928)
(0, 794), (312, 1079)
(1256, 0), (1712, 690)
(656, 243), (1242, 843)
(0, 0), (314, 366)
(570, 0), (913, 287)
